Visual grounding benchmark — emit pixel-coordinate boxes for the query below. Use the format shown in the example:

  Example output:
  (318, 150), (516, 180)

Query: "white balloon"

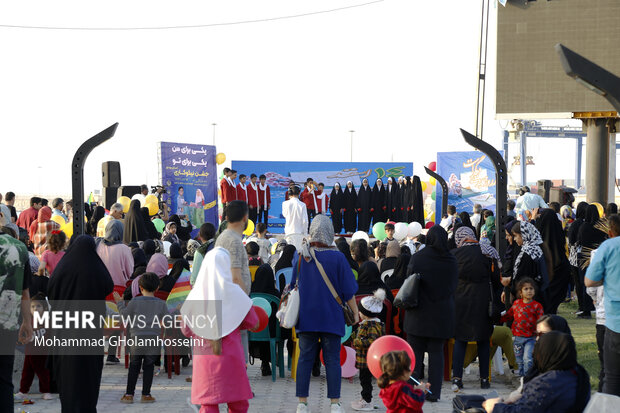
(131, 193), (145, 206)
(408, 222), (422, 238)
(352, 231), (370, 243)
(394, 222), (408, 241)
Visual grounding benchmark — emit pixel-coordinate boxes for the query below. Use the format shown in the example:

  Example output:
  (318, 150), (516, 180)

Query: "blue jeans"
(514, 336), (535, 376)
(296, 332), (341, 399)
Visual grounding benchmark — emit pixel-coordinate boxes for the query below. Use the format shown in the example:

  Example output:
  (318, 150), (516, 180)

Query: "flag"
(166, 269), (192, 312)
(87, 192), (95, 204)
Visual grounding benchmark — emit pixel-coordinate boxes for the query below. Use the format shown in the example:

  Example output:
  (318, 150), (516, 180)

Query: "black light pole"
(424, 166), (449, 218)
(72, 123), (118, 237)
(555, 44), (620, 204)
(460, 128), (508, 259)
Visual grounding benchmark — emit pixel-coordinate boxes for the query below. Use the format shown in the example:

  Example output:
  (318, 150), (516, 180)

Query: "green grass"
(558, 300), (600, 392)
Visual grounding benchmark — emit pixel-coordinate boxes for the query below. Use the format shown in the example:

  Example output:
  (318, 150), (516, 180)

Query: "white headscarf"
(180, 247), (252, 340)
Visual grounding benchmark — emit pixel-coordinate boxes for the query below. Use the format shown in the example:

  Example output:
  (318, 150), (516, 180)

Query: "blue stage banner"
(231, 161), (414, 233)
(159, 142), (218, 230)
(435, 151), (501, 221)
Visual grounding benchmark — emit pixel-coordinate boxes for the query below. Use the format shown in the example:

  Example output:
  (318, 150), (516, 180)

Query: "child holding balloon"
(351, 289), (386, 411)
(378, 351), (428, 413)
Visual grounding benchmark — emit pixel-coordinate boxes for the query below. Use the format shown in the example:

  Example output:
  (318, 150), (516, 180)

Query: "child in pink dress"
(37, 230), (66, 276)
(181, 247), (258, 413)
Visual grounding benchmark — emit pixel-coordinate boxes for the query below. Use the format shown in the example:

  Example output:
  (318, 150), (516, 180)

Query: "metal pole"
(212, 123), (217, 146)
(520, 131), (527, 187)
(584, 118), (610, 204)
(503, 130), (509, 166)
(575, 137), (582, 189)
(349, 130), (354, 162)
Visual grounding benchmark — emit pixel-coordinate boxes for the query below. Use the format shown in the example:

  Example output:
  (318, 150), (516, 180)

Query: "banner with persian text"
(231, 161), (413, 233)
(159, 142), (218, 229)
(435, 151), (500, 221)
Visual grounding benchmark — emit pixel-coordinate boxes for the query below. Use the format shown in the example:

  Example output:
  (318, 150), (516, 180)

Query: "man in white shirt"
(471, 204), (482, 228)
(515, 186), (548, 215)
(282, 186), (308, 250)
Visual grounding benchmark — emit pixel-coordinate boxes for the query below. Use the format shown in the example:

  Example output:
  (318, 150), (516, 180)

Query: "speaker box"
(117, 186), (141, 200)
(549, 187), (577, 206)
(537, 179), (552, 203)
(102, 187), (119, 210)
(102, 161), (121, 187)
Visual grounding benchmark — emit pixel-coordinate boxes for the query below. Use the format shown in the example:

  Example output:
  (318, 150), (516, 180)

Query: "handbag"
(394, 273), (421, 309)
(309, 249), (356, 326)
(276, 256), (301, 328)
(452, 394), (486, 413)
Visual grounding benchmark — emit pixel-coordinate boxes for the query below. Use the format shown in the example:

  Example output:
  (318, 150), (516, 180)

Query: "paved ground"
(11, 348), (517, 413)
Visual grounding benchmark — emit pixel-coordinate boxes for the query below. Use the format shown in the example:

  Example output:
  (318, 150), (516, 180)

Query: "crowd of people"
(0, 185), (618, 413)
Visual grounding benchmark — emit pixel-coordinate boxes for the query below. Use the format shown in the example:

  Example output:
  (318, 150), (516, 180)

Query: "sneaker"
(481, 378), (490, 389)
(331, 402), (346, 413)
(13, 392), (26, 403)
(106, 356), (120, 365)
(296, 402), (311, 413)
(451, 378), (463, 392)
(351, 398), (374, 411)
(141, 395), (156, 403)
(120, 394), (134, 404)
(42, 393), (54, 400)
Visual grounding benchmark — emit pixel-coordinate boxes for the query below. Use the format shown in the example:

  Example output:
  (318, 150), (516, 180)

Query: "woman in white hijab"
(180, 247), (258, 412)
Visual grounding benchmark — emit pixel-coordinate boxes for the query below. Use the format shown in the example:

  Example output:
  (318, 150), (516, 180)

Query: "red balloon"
(367, 335), (416, 379)
(428, 161), (437, 172)
(425, 221), (435, 229)
(250, 306), (269, 332)
(320, 345), (347, 366)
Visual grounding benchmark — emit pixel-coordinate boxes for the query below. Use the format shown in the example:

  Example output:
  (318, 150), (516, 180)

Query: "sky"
(0, 0), (593, 197)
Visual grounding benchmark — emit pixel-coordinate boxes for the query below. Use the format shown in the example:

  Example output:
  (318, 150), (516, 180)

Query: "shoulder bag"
(309, 248), (356, 326)
(394, 272), (421, 309)
(276, 255), (301, 328)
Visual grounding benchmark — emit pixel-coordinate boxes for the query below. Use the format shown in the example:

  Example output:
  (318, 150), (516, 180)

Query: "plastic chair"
(381, 269), (394, 283)
(275, 267), (293, 291)
(248, 293), (285, 382)
(249, 265), (259, 282)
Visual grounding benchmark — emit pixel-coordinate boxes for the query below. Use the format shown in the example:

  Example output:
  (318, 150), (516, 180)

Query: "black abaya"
(398, 181), (409, 222)
(329, 185), (345, 234)
(410, 176), (425, 226)
(536, 209), (571, 314)
(385, 179), (400, 222)
(343, 185), (358, 233)
(141, 207), (160, 240)
(371, 181), (387, 225)
(356, 183), (372, 232)
(123, 200), (149, 244)
(168, 214), (193, 242)
(47, 235), (114, 413)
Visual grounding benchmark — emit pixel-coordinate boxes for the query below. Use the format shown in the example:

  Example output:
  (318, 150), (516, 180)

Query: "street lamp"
(555, 44), (620, 112)
(212, 123), (217, 146)
(555, 44), (620, 203)
(349, 130), (355, 162)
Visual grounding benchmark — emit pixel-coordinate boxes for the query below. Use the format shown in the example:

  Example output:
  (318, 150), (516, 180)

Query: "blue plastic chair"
(274, 267), (294, 292)
(248, 293), (285, 381)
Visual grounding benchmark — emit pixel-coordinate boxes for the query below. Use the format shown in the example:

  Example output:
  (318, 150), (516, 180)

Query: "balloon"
(408, 222), (422, 238)
(216, 153), (226, 165)
(425, 221), (435, 229)
(372, 222), (386, 241)
(250, 306), (269, 332)
(341, 346), (358, 378)
(251, 297), (272, 317)
(320, 344), (347, 366)
(145, 201), (158, 216)
(271, 243), (278, 255)
(352, 231), (370, 243)
(592, 202), (604, 218)
(131, 193), (144, 206)
(394, 222), (408, 241)
(428, 161), (437, 171)
(431, 191), (436, 201)
(97, 216), (111, 235)
(117, 196), (131, 213)
(163, 241), (171, 257)
(61, 222), (73, 239)
(421, 182), (427, 192)
(152, 218), (165, 233)
(429, 177), (436, 186)
(51, 215), (65, 226)
(341, 324), (353, 343)
(243, 219), (255, 237)
(145, 194), (158, 205)
(367, 335), (416, 379)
